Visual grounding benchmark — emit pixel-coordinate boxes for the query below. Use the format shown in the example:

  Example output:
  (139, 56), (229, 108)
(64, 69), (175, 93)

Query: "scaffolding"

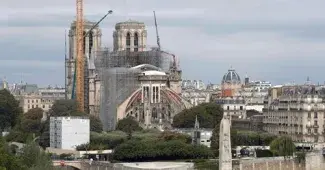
(95, 48), (173, 130)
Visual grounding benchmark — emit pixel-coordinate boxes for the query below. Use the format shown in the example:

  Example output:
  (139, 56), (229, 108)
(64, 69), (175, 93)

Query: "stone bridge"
(53, 160), (113, 170)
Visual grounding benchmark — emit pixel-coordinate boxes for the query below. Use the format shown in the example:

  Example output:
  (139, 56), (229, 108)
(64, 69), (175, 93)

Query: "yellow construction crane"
(75, 0), (112, 112)
(76, 0), (84, 112)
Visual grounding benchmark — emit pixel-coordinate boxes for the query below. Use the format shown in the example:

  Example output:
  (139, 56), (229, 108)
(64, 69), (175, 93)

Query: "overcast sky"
(3, 0), (325, 86)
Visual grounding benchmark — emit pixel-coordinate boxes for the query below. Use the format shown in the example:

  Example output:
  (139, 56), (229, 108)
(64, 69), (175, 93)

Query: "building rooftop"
(142, 70), (166, 76)
(115, 19), (145, 30)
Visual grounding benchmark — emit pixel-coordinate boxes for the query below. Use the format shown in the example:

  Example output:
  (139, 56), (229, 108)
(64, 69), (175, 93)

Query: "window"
(134, 32), (139, 52)
(314, 112), (318, 118)
(43, 105), (45, 108)
(308, 112), (311, 118)
(227, 106), (230, 110)
(126, 32), (131, 51)
(240, 106), (243, 110)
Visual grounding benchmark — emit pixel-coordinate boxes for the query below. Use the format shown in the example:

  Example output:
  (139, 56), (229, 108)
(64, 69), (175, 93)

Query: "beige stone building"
(16, 86), (65, 113)
(263, 85), (325, 143)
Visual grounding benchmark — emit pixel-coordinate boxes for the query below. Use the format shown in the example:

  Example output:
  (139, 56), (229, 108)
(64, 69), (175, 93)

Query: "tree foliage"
(48, 99), (79, 117)
(76, 132), (125, 151)
(172, 103), (223, 128)
(116, 117), (142, 138)
(0, 136), (54, 170)
(21, 108), (44, 134)
(157, 131), (192, 144)
(89, 115), (103, 133)
(211, 129), (277, 156)
(0, 136), (24, 170)
(112, 139), (213, 162)
(6, 108), (45, 144)
(231, 130), (276, 147)
(0, 89), (23, 131)
(270, 136), (295, 158)
(23, 108), (43, 120)
(19, 141), (53, 169)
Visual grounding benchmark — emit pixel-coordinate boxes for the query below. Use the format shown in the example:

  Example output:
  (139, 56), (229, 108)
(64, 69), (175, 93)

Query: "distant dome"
(222, 68), (241, 84)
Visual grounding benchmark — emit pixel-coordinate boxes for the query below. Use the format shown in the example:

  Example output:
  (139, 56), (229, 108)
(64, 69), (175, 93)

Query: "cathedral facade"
(65, 19), (190, 129)
(95, 20), (191, 130)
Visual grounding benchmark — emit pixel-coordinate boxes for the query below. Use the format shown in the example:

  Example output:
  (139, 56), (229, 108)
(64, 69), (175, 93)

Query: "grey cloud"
(3, 0), (325, 85)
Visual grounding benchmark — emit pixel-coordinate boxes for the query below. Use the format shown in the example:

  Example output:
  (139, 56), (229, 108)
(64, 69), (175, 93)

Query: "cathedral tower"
(65, 20), (102, 113)
(113, 20), (147, 52)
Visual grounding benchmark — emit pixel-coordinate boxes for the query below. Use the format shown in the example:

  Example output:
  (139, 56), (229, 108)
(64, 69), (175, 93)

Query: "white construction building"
(50, 117), (90, 150)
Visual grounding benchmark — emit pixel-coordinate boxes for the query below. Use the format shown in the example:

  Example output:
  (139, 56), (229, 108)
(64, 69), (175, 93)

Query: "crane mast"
(76, 0), (85, 112)
(153, 11), (161, 51)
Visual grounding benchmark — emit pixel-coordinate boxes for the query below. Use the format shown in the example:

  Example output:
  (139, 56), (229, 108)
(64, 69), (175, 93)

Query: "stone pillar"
(266, 162), (269, 170)
(218, 117), (232, 170)
(130, 32), (134, 52)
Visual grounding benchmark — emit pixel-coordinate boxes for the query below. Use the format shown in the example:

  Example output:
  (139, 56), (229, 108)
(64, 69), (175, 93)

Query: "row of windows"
(226, 106), (244, 110)
(27, 99), (53, 103)
(27, 104), (52, 109)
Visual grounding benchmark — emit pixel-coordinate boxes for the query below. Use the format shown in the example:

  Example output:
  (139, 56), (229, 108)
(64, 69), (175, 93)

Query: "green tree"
(116, 117), (142, 139)
(210, 124), (220, 155)
(19, 141), (54, 170)
(157, 131), (192, 144)
(270, 136), (295, 158)
(0, 136), (24, 170)
(38, 120), (50, 149)
(172, 103), (223, 128)
(112, 139), (213, 162)
(21, 108), (44, 134)
(89, 115), (103, 133)
(0, 89), (23, 131)
(48, 99), (79, 117)
(23, 108), (43, 120)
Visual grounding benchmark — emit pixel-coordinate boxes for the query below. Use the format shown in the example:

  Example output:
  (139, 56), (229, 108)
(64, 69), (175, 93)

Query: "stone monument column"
(219, 115), (232, 170)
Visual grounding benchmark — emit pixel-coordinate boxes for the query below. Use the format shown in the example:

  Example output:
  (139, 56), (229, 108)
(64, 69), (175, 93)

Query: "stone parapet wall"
(234, 152), (325, 170)
(113, 162), (194, 170)
(305, 152), (325, 170)
(235, 157), (304, 170)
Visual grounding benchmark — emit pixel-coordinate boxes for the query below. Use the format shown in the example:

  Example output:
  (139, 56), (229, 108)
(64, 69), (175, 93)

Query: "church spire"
(194, 115), (200, 129)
